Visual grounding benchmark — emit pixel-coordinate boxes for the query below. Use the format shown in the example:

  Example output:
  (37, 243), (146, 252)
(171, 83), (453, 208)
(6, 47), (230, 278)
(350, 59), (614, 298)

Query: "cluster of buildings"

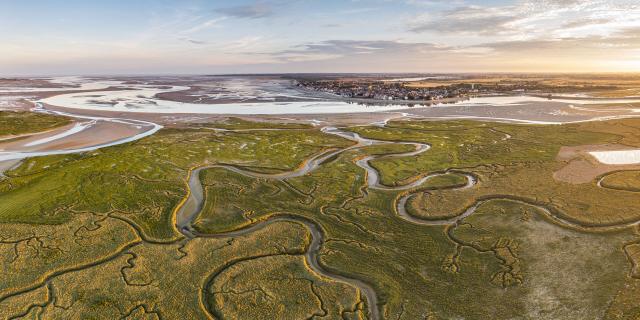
(297, 80), (470, 101)
(296, 79), (618, 102)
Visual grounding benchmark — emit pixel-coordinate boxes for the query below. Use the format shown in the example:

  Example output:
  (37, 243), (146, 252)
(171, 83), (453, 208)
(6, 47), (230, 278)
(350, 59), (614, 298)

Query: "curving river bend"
(173, 123), (640, 319)
(174, 125), (479, 319)
(0, 77), (640, 319)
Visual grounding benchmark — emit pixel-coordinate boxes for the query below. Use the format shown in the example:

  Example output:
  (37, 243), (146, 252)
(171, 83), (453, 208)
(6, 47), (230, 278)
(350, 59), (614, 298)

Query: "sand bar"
(590, 150), (640, 165)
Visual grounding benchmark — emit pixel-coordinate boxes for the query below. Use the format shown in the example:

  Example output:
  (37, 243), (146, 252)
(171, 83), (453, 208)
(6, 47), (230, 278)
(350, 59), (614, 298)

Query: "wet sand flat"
(42, 103), (404, 126)
(0, 123), (76, 143)
(0, 120), (146, 153)
(554, 144), (640, 184)
(590, 149), (640, 164)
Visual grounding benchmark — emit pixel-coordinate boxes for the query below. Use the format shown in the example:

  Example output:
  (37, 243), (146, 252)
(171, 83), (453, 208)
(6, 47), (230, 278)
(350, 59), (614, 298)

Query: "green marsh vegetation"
(600, 170), (640, 192)
(0, 111), (71, 138)
(1, 116), (640, 319)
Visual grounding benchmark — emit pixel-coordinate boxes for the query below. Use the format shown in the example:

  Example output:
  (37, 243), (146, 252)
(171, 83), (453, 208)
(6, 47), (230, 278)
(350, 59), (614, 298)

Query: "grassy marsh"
(0, 111), (71, 138)
(1, 115), (640, 319)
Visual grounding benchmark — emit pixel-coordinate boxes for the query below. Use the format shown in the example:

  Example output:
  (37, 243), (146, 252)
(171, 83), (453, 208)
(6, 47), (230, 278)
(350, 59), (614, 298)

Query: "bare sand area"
(40, 122), (143, 152)
(554, 144), (640, 184)
(411, 100), (640, 124)
(590, 150), (640, 164)
(0, 159), (20, 175)
(0, 87), (131, 113)
(0, 96), (35, 111)
(41, 103), (402, 127)
(155, 86), (317, 104)
(0, 120), (145, 153)
(0, 123), (74, 143)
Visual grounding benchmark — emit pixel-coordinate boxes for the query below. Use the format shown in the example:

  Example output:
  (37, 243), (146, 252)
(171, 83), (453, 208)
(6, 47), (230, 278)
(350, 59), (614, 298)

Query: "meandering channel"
(174, 125), (478, 320)
(195, 214), (378, 320)
(174, 126), (457, 233)
(6, 78), (640, 318)
(174, 122), (640, 318)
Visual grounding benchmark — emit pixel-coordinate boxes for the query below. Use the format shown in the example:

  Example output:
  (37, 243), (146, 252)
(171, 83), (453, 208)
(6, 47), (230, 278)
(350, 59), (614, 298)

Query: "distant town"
(295, 78), (618, 102)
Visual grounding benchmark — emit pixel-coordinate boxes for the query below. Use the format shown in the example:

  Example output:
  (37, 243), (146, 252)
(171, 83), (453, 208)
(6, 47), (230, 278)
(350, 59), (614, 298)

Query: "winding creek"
(4, 101), (640, 317)
(175, 126), (453, 233)
(174, 123), (640, 319)
(5, 77), (640, 318)
(174, 125), (480, 319)
(196, 214), (379, 320)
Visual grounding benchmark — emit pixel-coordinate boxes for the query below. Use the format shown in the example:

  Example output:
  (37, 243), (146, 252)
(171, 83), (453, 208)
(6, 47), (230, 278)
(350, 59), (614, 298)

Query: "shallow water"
(33, 77), (640, 116)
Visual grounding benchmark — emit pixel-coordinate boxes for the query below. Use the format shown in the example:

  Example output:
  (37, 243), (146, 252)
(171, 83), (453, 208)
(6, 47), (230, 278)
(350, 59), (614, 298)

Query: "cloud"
(182, 17), (227, 34)
(256, 40), (447, 63)
(321, 23), (345, 28)
(5, 0), (640, 74)
(408, 0), (640, 38)
(221, 36), (265, 51)
(339, 7), (380, 15)
(240, 22), (640, 71)
(216, 3), (273, 19)
(561, 18), (612, 29)
(178, 37), (207, 45)
(470, 26), (640, 58)
(409, 6), (518, 35)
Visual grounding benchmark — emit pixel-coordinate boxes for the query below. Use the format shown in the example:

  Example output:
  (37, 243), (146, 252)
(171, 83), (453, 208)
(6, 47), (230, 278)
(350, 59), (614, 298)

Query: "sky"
(1, 0), (639, 75)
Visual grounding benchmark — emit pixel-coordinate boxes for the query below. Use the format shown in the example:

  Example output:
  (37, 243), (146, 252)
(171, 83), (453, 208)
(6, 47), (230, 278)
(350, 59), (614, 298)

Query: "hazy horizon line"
(4, 71), (640, 78)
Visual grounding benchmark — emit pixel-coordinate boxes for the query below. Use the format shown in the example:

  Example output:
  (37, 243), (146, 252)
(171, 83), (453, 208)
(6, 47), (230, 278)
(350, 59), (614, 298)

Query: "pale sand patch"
(36, 122), (144, 152)
(0, 159), (21, 175)
(0, 123), (77, 148)
(43, 103), (404, 127)
(0, 121), (144, 153)
(589, 150), (640, 164)
(554, 144), (640, 184)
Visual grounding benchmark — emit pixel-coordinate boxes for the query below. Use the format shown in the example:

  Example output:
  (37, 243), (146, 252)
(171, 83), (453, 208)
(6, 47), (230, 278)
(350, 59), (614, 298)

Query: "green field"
(0, 111), (71, 138)
(1, 111), (640, 319)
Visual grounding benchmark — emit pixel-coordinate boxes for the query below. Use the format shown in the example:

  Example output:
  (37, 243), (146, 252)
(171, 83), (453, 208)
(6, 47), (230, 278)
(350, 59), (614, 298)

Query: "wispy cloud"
(257, 40), (446, 63)
(182, 17), (227, 34)
(222, 36), (265, 51)
(322, 23), (345, 28)
(474, 26), (640, 53)
(216, 2), (273, 19)
(339, 7), (380, 15)
(408, 0), (640, 40)
(409, 5), (518, 35)
(178, 37), (207, 45)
